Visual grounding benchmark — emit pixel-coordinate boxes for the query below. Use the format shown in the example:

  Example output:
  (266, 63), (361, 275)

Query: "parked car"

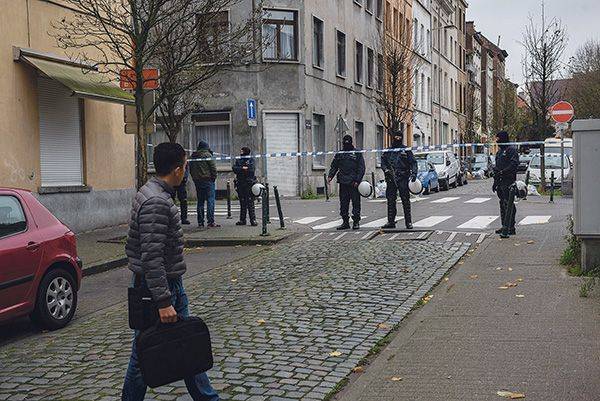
(418, 151), (460, 191)
(518, 150), (534, 172)
(526, 153), (571, 188)
(0, 188), (82, 330)
(416, 159), (440, 195)
(470, 153), (492, 177)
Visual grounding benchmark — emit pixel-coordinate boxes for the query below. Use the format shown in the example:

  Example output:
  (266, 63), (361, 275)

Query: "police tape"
(180, 140), (546, 162)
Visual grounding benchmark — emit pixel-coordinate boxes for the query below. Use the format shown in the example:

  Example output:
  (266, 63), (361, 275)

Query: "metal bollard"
(324, 173), (330, 202)
(226, 181), (232, 219)
(273, 186), (285, 229)
(524, 171), (530, 200)
(371, 172), (376, 199)
(265, 183), (271, 224)
(549, 171), (555, 203)
(260, 187), (269, 236)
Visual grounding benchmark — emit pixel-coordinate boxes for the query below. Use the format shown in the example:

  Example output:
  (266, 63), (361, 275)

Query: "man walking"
(328, 135), (365, 230)
(492, 131), (519, 239)
(190, 141), (220, 228)
(233, 147), (257, 226)
(381, 129), (418, 230)
(122, 142), (219, 401)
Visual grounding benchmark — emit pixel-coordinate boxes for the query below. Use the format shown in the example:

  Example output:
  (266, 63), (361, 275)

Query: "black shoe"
(500, 232), (510, 239)
(495, 228), (504, 234)
(250, 221), (258, 226)
(509, 228), (516, 235)
(198, 223), (205, 228)
(405, 222), (413, 230)
(352, 221), (360, 230)
(236, 221), (246, 226)
(337, 222), (351, 230)
(381, 222), (396, 229)
(181, 219), (191, 225)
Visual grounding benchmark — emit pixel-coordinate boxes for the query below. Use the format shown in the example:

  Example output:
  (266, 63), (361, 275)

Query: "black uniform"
(233, 157), (257, 224)
(381, 146), (418, 227)
(493, 145), (519, 232)
(328, 147), (366, 224)
(172, 167), (190, 224)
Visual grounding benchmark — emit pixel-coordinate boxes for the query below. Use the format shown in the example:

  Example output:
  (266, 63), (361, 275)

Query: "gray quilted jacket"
(126, 177), (186, 308)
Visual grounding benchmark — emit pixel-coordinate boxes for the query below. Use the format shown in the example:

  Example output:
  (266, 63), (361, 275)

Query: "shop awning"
(14, 47), (134, 105)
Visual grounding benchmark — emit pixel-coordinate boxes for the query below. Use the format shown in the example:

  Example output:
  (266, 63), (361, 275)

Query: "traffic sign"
(550, 101), (574, 124)
(120, 68), (160, 90)
(247, 99), (257, 126)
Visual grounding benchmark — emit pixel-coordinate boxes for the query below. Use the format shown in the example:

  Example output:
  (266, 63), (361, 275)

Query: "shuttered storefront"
(38, 78), (83, 187)
(264, 113), (298, 197)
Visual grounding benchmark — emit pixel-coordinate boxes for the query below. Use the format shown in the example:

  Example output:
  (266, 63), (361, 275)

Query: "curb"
(82, 257), (128, 277)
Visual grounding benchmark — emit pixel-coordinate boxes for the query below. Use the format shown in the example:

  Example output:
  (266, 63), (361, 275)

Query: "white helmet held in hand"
(408, 178), (423, 195)
(251, 183), (266, 197)
(358, 181), (373, 198)
(513, 180), (527, 203)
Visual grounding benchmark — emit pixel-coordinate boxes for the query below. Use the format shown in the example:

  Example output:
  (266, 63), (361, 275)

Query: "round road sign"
(550, 101), (574, 123)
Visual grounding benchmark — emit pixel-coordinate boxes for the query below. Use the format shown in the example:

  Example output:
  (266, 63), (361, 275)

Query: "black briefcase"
(136, 316), (214, 388)
(128, 275), (159, 330)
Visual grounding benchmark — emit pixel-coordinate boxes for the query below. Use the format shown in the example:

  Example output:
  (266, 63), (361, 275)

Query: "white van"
(420, 151), (460, 191)
(526, 153), (571, 187)
(544, 137), (573, 162)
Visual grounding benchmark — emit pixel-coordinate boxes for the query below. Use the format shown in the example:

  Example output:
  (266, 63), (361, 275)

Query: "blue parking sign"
(247, 99), (257, 121)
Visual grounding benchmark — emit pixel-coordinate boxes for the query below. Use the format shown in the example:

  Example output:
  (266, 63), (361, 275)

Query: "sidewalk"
(335, 218), (600, 400)
(77, 208), (302, 275)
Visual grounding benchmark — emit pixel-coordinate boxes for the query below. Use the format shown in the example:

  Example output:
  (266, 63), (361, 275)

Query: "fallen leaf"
(256, 319), (266, 325)
(506, 282), (518, 287)
(231, 278), (238, 283)
(444, 277), (450, 282)
(424, 295), (433, 301)
(517, 278), (523, 282)
(458, 261), (465, 265)
(447, 375), (452, 379)
(352, 366), (364, 373)
(508, 267), (513, 272)
(390, 376), (403, 381)
(496, 267), (503, 271)
(329, 351), (342, 357)
(514, 243), (521, 247)
(498, 286), (509, 290)
(497, 390), (525, 399)
(516, 294), (525, 298)
(377, 323), (389, 330)
(469, 274), (479, 279)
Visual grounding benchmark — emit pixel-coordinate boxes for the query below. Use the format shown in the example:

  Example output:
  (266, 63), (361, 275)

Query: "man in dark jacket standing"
(328, 135), (366, 230)
(233, 147), (257, 226)
(122, 143), (219, 401)
(190, 141), (219, 228)
(381, 130), (418, 229)
(493, 131), (519, 238)
(172, 165), (190, 225)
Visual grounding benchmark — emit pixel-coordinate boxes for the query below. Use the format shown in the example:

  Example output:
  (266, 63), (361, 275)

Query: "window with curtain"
(197, 11), (230, 63)
(336, 30), (346, 76)
(262, 9), (298, 61)
(312, 114), (326, 167)
(192, 112), (231, 167)
(354, 121), (364, 149)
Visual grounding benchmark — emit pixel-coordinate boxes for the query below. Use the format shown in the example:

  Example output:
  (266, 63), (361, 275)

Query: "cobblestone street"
(0, 239), (468, 401)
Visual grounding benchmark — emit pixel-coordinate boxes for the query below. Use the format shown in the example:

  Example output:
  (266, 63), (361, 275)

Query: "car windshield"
(417, 159), (429, 172)
(529, 154), (569, 169)
(427, 153), (445, 165)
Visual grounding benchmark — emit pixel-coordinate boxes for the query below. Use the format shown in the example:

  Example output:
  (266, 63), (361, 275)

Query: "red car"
(0, 188), (82, 330)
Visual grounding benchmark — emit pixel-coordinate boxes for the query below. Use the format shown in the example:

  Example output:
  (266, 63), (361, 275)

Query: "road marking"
(334, 232), (347, 241)
(457, 216), (499, 230)
(307, 233), (322, 241)
(410, 197), (427, 203)
(446, 232), (458, 242)
(313, 220), (343, 230)
(361, 231), (376, 240)
(465, 197), (491, 204)
(465, 232), (473, 237)
(368, 199), (388, 203)
(431, 197), (460, 203)
(519, 215), (551, 225)
(476, 233), (487, 244)
(417, 232), (429, 239)
(294, 216), (326, 225)
(414, 216), (452, 228)
(388, 233), (399, 241)
(362, 217), (393, 228)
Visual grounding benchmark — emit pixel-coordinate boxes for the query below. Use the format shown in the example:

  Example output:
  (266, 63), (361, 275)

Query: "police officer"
(328, 135), (366, 230)
(233, 147), (258, 226)
(492, 131), (519, 238)
(381, 130), (418, 230)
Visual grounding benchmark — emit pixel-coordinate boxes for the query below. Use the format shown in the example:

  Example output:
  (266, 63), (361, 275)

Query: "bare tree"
(568, 39), (600, 119)
(460, 83), (481, 144)
(376, 22), (421, 142)
(520, 2), (568, 141)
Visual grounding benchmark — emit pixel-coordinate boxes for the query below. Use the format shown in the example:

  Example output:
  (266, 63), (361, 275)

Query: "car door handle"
(26, 242), (40, 251)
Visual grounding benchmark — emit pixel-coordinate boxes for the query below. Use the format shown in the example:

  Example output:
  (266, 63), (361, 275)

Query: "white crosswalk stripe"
(294, 216), (326, 225)
(313, 219), (343, 230)
(457, 216), (499, 230)
(361, 217), (395, 228)
(519, 215), (551, 225)
(431, 197), (460, 204)
(414, 216), (452, 227)
(464, 197), (491, 204)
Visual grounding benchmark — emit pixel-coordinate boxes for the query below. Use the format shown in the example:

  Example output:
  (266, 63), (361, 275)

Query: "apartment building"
(465, 21), (483, 139)
(455, 0), (468, 146)
(0, 1), (135, 232)
(412, 0), (433, 146)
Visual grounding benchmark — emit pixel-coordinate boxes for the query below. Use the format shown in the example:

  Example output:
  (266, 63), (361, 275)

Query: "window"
(366, 0), (373, 13)
(197, 11), (230, 63)
(427, 29), (431, 57)
(420, 25), (425, 54)
(413, 18), (418, 48)
(420, 73), (425, 110)
(377, 53), (384, 91)
(313, 17), (324, 68)
(263, 9), (298, 61)
(312, 114), (326, 167)
(367, 48), (374, 88)
(376, 0), (383, 20)
(354, 122), (364, 149)
(192, 112), (231, 167)
(0, 196), (27, 239)
(336, 30), (346, 77)
(427, 77), (431, 112)
(355, 41), (364, 84)
(376, 125), (384, 165)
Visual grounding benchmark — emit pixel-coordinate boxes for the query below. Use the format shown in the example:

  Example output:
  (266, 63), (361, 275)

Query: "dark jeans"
(497, 184), (516, 230)
(194, 180), (216, 225)
(385, 176), (411, 224)
(237, 186), (256, 223)
(122, 277), (219, 401)
(173, 182), (188, 222)
(339, 183), (361, 222)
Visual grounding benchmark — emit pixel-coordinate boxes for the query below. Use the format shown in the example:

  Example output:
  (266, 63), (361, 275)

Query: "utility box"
(572, 119), (600, 272)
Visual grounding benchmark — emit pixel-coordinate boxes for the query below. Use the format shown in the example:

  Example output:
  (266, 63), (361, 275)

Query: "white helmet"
(251, 183), (266, 197)
(358, 181), (373, 198)
(408, 178), (423, 195)
(513, 180), (527, 203)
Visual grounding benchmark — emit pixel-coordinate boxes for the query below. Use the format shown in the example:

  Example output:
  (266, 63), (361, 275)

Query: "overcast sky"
(467, 0), (600, 85)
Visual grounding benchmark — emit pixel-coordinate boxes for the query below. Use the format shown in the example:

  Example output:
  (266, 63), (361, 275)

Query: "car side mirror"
(446, 160), (451, 166)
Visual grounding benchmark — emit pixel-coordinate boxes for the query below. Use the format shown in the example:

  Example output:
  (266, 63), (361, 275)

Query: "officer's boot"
(249, 200), (258, 226)
(180, 201), (190, 225)
(337, 218), (351, 230)
(382, 198), (397, 229)
(352, 217), (360, 230)
(403, 203), (413, 230)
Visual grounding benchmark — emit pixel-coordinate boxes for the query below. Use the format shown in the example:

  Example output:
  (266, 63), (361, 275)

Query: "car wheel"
(440, 179), (449, 191)
(424, 186), (430, 195)
(30, 268), (78, 330)
(450, 176), (457, 188)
